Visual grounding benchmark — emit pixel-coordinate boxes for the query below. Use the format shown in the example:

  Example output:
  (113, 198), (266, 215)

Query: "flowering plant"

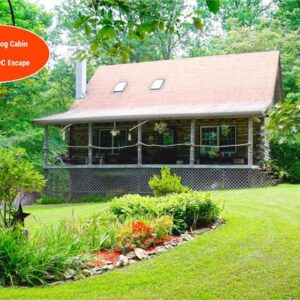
(116, 221), (155, 252)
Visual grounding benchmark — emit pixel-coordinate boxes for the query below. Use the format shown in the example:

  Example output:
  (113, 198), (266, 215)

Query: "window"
(200, 125), (236, 155)
(114, 81), (127, 92)
(151, 79), (164, 90)
(99, 129), (126, 154)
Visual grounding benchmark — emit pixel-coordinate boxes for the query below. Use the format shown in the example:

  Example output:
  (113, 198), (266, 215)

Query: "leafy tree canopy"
(65, 0), (220, 61)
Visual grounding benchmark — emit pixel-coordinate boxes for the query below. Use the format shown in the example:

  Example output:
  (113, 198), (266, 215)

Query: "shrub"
(79, 211), (119, 251)
(115, 216), (173, 252)
(37, 195), (113, 204)
(149, 167), (190, 196)
(287, 161), (300, 183)
(270, 142), (300, 183)
(0, 149), (46, 228)
(0, 222), (88, 286)
(36, 196), (64, 204)
(150, 215), (173, 240)
(110, 191), (221, 233)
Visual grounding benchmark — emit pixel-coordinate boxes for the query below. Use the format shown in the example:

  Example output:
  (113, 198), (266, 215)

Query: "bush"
(36, 196), (64, 204)
(0, 149), (45, 228)
(150, 215), (173, 240)
(287, 161), (300, 183)
(37, 195), (113, 204)
(0, 222), (88, 286)
(270, 142), (300, 183)
(79, 211), (119, 251)
(115, 216), (173, 252)
(149, 167), (190, 196)
(110, 191), (221, 234)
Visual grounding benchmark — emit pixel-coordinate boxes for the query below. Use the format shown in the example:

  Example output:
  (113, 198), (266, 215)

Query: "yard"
(1, 184), (299, 300)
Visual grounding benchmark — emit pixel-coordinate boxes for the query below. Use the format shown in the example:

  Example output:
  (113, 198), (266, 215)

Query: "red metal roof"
(36, 51), (281, 125)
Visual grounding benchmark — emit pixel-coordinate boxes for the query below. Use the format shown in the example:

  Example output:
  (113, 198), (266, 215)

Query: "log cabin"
(36, 51), (283, 198)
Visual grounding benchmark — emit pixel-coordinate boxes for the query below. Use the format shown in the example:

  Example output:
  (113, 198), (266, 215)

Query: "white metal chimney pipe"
(76, 60), (87, 99)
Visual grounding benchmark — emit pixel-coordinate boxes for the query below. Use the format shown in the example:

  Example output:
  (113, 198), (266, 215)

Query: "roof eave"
(35, 110), (265, 126)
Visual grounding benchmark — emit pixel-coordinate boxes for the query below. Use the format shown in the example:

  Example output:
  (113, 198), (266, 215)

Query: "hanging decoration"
(110, 122), (120, 136)
(220, 124), (231, 137)
(154, 121), (168, 134)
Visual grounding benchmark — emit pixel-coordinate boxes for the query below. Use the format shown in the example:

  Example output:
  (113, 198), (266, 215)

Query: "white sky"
(30, 0), (63, 11)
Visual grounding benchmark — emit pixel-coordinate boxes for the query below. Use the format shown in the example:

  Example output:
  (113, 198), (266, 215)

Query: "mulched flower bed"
(53, 219), (225, 285)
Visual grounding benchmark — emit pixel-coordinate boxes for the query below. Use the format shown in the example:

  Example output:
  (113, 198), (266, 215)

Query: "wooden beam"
(248, 117), (253, 166)
(190, 119), (196, 165)
(44, 126), (49, 166)
(137, 121), (142, 165)
(88, 123), (93, 165)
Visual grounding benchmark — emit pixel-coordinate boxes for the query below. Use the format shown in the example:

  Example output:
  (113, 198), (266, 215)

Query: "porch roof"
(36, 51), (281, 125)
(35, 102), (270, 125)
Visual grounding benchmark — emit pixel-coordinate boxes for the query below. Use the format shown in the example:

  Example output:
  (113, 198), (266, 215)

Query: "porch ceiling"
(35, 102), (268, 125)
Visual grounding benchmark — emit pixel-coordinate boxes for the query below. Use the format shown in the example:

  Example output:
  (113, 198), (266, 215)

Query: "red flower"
(131, 221), (152, 235)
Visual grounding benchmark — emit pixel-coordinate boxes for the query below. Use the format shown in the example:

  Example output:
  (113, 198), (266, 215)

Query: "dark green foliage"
(110, 192), (222, 234)
(148, 167), (190, 196)
(37, 195), (113, 204)
(36, 197), (65, 205)
(287, 161), (300, 183)
(270, 142), (300, 183)
(0, 224), (88, 286)
(0, 149), (45, 228)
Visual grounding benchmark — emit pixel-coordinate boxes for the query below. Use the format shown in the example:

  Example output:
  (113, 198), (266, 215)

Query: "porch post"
(88, 122), (93, 165)
(248, 117), (253, 166)
(44, 125), (49, 166)
(190, 119), (196, 165)
(137, 121), (142, 165)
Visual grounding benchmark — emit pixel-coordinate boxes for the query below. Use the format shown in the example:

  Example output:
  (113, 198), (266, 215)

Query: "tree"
(266, 99), (300, 144)
(0, 0), (52, 37)
(0, 1), (78, 168)
(189, 21), (300, 97)
(0, 149), (45, 228)
(64, 0), (220, 61)
(273, 0), (300, 30)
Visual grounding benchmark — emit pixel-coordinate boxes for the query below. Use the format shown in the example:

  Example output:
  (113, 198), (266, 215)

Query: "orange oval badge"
(0, 25), (49, 82)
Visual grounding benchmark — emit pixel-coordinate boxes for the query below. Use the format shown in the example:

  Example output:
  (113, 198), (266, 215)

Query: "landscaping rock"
(82, 269), (92, 277)
(102, 264), (114, 271)
(116, 255), (129, 267)
(74, 274), (85, 281)
(91, 266), (104, 275)
(126, 251), (136, 260)
(164, 244), (173, 250)
(147, 249), (156, 256)
(154, 246), (167, 254)
(63, 268), (76, 280)
(180, 234), (193, 241)
(134, 248), (148, 260)
(128, 259), (137, 265)
(49, 281), (65, 286)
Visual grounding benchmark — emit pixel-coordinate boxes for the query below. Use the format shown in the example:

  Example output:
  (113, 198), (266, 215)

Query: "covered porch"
(43, 117), (264, 168)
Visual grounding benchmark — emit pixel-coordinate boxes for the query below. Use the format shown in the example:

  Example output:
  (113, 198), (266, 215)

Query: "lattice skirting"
(43, 167), (277, 199)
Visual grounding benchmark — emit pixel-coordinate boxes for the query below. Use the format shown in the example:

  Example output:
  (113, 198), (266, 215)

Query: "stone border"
(51, 219), (225, 286)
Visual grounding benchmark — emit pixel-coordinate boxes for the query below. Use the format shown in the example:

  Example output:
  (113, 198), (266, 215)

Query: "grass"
(1, 184), (299, 300)
(24, 202), (109, 232)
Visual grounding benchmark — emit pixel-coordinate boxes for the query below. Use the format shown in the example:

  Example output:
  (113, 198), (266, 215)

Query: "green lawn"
(1, 184), (299, 300)
(24, 202), (110, 232)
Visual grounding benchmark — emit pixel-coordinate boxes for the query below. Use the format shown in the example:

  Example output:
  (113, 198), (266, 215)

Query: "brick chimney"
(76, 60), (87, 99)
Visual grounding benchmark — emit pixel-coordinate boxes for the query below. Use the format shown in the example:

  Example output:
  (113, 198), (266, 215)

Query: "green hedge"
(110, 191), (222, 234)
(37, 195), (113, 204)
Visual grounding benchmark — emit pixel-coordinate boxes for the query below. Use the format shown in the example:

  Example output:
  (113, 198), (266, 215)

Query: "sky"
(30, 0), (63, 11)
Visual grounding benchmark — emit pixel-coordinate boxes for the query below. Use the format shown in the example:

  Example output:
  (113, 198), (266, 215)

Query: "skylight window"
(151, 79), (164, 90)
(114, 81), (127, 92)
